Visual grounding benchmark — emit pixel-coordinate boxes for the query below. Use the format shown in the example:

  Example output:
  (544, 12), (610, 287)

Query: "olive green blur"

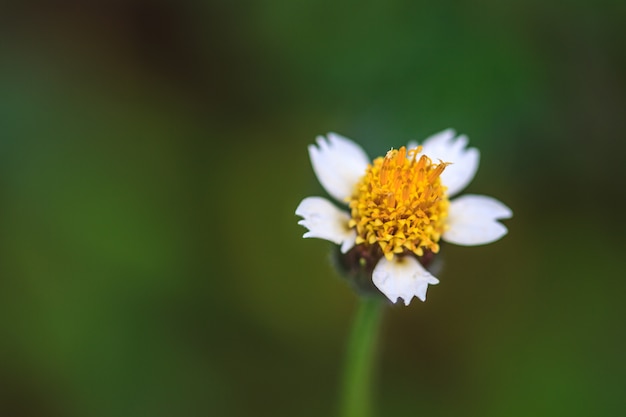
(1, 1), (625, 416)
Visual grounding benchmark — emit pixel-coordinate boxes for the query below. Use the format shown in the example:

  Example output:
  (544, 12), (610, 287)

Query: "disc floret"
(348, 146), (450, 260)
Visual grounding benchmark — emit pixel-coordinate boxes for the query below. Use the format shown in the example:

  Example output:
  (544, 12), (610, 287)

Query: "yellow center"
(348, 146), (450, 260)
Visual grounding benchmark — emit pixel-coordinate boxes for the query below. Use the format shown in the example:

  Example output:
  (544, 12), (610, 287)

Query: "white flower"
(296, 129), (512, 306)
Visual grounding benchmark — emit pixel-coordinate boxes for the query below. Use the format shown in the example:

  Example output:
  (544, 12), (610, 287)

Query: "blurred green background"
(1, 1), (625, 416)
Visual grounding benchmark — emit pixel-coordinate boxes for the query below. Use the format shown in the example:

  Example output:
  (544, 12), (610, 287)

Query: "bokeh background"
(1, 1), (625, 416)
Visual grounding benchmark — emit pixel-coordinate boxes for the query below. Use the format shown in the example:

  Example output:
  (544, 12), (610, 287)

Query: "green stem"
(339, 297), (384, 417)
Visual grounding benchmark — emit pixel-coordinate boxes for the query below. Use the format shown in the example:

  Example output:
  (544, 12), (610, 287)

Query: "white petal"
(295, 196), (356, 253)
(443, 194), (512, 246)
(420, 129), (480, 197)
(372, 256), (440, 306)
(308, 133), (370, 202)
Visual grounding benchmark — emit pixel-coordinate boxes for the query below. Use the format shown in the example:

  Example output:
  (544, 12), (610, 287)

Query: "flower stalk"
(340, 297), (384, 417)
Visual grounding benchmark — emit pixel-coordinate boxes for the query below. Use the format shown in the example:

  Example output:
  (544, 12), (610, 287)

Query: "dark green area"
(1, 1), (625, 416)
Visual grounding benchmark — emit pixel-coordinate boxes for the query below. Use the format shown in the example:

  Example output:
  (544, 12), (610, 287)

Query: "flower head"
(296, 129), (512, 306)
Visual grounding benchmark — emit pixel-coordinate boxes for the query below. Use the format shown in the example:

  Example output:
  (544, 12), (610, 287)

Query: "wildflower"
(296, 129), (512, 306)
